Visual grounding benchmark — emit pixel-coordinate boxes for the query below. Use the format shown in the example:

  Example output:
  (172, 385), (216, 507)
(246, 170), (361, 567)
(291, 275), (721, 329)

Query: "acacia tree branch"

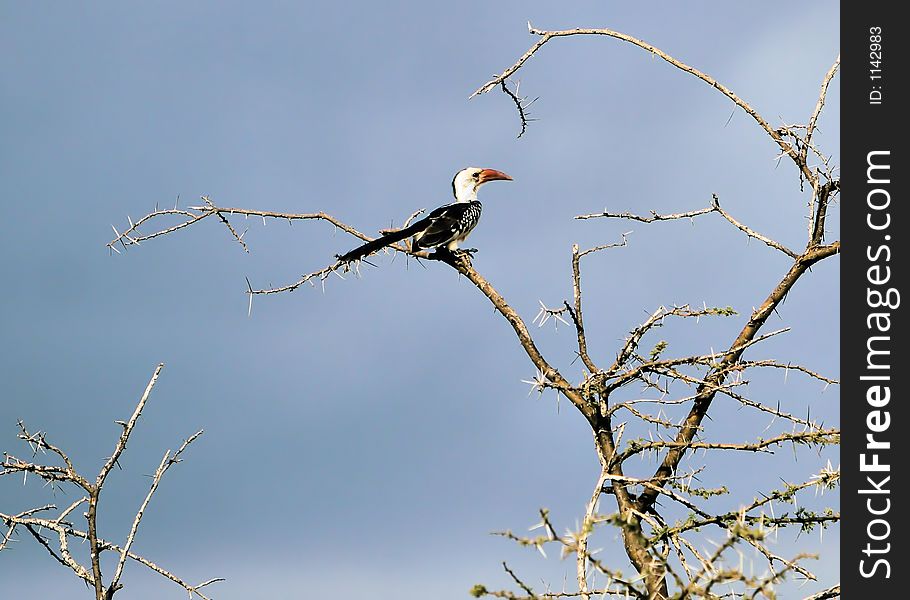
(437, 254), (589, 416)
(735, 359), (839, 385)
(577, 468), (608, 599)
(811, 179), (840, 247)
(804, 585), (841, 600)
(98, 364), (163, 487)
(25, 523), (92, 582)
(108, 202), (373, 253)
(568, 237), (629, 375)
(499, 80), (537, 139)
(87, 363), (164, 598)
(0, 365), (216, 600)
(576, 206), (715, 223)
(670, 466), (839, 538)
(709, 195), (800, 258)
(14, 423), (82, 483)
(490, 509), (647, 599)
(3, 424), (92, 492)
(0, 513), (221, 600)
(473, 25), (816, 185)
(636, 241), (838, 514)
(599, 327), (791, 394)
(803, 57), (840, 171)
(578, 195), (800, 259)
(484, 464), (838, 599)
(107, 430), (204, 598)
(614, 428), (839, 466)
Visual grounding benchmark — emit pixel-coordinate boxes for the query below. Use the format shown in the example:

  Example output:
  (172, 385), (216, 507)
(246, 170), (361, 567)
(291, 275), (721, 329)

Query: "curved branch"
(473, 26), (815, 185)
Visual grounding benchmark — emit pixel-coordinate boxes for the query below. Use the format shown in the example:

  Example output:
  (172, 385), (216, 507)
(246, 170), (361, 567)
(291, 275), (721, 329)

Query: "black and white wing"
(413, 201), (482, 250)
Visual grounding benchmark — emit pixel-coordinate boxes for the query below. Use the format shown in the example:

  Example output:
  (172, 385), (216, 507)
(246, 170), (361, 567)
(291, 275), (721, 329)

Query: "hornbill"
(336, 166), (512, 263)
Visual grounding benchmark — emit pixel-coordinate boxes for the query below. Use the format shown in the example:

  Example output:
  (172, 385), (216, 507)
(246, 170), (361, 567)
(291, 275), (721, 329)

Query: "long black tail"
(336, 218), (428, 263)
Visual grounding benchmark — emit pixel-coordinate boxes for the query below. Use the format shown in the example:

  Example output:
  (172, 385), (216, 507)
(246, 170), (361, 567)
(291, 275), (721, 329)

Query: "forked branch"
(0, 364), (216, 600)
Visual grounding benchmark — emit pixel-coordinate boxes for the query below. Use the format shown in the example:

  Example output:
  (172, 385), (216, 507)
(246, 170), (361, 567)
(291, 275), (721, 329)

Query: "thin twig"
(108, 430), (204, 597)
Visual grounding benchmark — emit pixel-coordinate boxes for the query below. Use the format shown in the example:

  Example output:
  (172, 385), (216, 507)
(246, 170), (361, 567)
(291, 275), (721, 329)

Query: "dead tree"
(104, 24), (839, 600)
(0, 364), (220, 600)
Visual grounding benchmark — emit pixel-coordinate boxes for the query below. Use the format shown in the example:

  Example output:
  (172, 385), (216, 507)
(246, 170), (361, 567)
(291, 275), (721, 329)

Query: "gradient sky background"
(1, 3), (839, 598)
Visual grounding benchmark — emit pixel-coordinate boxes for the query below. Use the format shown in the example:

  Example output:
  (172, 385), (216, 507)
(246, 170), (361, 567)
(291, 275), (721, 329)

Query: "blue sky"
(1, 3), (838, 598)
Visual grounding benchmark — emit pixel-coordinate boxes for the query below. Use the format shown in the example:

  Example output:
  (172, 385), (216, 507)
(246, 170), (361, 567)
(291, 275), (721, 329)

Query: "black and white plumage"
(336, 167), (511, 263)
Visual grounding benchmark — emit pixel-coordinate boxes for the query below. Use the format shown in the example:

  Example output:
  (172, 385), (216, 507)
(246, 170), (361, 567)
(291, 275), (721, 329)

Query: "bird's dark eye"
(472, 172), (480, 179)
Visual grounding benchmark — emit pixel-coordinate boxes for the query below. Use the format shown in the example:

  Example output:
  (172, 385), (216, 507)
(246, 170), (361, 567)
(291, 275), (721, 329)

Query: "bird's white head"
(451, 167), (512, 202)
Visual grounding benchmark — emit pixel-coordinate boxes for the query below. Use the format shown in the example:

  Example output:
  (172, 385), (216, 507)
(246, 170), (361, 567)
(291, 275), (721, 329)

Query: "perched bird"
(336, 166), (512, 263)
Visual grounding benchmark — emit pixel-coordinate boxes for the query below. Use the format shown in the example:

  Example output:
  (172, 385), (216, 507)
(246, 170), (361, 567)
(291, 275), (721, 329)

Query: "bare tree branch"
(576, 206), (715, 223)
(709, 195), (800, 259)
(804, 585), (841, 600)
(472, 25), (816, 185)
(1, 365), (217, 600)
(108, 203), (372, 253)
(568, 236), (630, 374)
(108, 430), (204, 598)
(803, 57), (841, 171)
(578, 195), (800, 259)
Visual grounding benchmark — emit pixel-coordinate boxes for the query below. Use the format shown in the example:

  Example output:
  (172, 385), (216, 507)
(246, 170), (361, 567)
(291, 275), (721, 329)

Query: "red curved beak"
(478, 168), (513, 184)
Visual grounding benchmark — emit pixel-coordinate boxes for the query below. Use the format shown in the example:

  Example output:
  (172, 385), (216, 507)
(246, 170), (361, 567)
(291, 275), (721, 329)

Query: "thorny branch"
(578, 195), (800, 259)
(0, 364), (217, 600)
(107, 199), (372, 256)
(107, 199), (438, 302)
(472, 25), (826, 187)
(569, 236), (630, 375)
(498, 79), (538, 139)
